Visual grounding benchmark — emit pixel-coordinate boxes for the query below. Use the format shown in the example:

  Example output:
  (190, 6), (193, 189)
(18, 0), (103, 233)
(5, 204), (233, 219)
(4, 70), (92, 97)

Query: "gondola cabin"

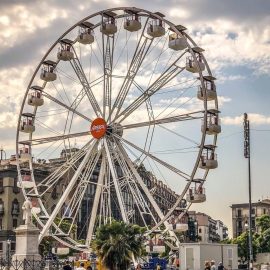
(40, 60), (57, 82)
(124, 10), (141, 32)
(57, 39), (74, 61)
(147, 12), (165, 38)
(186, 47), (205, 73)
(197, 76), (217, 101)
(28, 86), (44, 107)
(78, 22), (94, 45)
(20, 113), (35, 133)
(100, 11), (117, 35)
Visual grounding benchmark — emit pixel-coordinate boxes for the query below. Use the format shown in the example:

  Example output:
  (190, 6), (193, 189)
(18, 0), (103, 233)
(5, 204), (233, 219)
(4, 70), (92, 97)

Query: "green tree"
(92, 221), (146, 270)
(256, 215), (270, 233)
(232, 231), (258, 263)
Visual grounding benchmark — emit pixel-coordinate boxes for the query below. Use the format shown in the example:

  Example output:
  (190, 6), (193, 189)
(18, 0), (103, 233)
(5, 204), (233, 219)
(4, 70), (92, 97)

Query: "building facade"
(231, 199), (270, 238)
(188, 211), (228, 243)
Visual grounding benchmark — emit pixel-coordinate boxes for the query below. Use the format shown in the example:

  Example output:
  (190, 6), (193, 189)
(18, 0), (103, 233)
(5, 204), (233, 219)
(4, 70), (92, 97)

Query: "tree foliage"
(92, 221), (146, 270)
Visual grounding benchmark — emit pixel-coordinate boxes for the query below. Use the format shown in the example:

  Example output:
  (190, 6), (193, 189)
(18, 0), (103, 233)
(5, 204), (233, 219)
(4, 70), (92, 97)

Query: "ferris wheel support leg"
(38, 141), (97, 243)
(85, 153), (106, 246)
(116, 141), (179, 245)
(104, 138), (128, 223)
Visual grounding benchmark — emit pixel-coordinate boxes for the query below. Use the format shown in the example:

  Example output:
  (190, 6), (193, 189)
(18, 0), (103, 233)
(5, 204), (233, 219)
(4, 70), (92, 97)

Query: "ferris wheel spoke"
(112, 141), (158, 226)
(37, 139), (94, 194)
(69, 48), (102, 117)
(19, 131), (90, 145)
(110, 19), (152, 118)
(102, 34), (115, 119)
(122, 110), (204, 130)
(86, 153), (106, 246)
(114, 135), (190, 180)
(115, 51), (187, 123)
(42, 90), (91, 122)
(39, 140), (98, 242)
(115, 141), (176, 231)
(55, 148), (102, 236)
(104, 137), (128, 222)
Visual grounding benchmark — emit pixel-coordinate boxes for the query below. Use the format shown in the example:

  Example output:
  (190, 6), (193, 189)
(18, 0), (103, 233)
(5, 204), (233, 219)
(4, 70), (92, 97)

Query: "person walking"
(136, 264), (142, 270)
(63, 261), (72, 270)
(205, 261), (211, 270)
(218, 262), (226, 270)
(211, 260), (216, 270)
(76, 262), (85, 270)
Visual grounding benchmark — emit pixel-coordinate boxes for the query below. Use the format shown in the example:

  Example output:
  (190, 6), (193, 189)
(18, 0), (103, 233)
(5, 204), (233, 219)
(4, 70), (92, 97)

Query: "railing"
(0, 258), (99, 270)
(0, 257), (64, 270)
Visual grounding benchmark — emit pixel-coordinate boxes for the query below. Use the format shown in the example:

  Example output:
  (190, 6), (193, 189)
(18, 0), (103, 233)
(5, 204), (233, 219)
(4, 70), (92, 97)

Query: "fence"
(0, 257), (66, 270)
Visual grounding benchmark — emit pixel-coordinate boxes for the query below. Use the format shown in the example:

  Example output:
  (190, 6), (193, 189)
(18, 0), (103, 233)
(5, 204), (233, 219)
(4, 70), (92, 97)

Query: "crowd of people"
(205, 260), (227, 270)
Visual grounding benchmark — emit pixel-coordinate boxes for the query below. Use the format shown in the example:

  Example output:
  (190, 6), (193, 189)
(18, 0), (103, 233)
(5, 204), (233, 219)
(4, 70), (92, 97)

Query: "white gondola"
(197, 76), (217, 101)
(20, 113), (35, 133)
(168, 223), (188, 232)
(31, 198), (41, 214)
(52, 247), (70, 255)
(146, 239), (165, 254)
(186, 47), (205, 73)
(40, 60), (57, 82)
(147, 12), (165, 37)
(28, 86), (44, 107)
(19, 144), (31, 162)
(78, 22), (95, 45)
(199, 145), (218, 169)
(124, 11), (141, 32)
(201, 109), (221, 135)
(168, 33), (187, 51)
(186, 185), (206, 203)
(100, 11), (117, 35)
(57, 39), (74, 61)
(19, 170), (35, 189)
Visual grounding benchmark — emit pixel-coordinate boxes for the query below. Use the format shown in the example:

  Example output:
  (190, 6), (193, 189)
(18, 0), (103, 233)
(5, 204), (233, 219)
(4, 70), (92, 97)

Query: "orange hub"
(90, 118), (107, 139)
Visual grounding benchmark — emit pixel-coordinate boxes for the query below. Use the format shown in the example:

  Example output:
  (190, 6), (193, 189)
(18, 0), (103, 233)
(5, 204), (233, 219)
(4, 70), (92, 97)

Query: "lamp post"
(6, 239), (11, 270)
(243, 113), (253, 270)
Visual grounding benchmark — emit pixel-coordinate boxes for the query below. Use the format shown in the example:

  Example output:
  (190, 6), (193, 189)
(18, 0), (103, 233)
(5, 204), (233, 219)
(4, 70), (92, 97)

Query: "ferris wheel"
(16, 7), (220, 252)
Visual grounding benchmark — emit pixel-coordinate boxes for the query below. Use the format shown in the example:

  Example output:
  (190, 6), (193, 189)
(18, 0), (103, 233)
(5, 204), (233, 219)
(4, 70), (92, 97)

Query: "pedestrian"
(205, 261), (211, 270)
(63, 261), (72, 270)
(156, 263), (161, 270)
(76, 262), (85, 270)
(218, 262), (226, 270)
(136, 264), (142, 270)
(86, 266), (93, 270)
(211, 260), (216, 270)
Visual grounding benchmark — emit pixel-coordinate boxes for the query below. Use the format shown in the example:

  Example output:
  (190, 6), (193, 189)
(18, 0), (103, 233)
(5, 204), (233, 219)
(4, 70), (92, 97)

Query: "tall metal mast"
(244, 113), (253, 270)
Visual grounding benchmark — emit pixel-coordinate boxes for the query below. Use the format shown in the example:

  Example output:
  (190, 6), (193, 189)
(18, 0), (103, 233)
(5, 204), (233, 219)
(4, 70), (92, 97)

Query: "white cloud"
(222, 113), (270, 126)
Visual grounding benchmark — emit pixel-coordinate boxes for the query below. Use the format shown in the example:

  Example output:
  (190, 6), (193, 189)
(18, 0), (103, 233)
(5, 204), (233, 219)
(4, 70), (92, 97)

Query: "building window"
(252, 208), (255, 215)
(13, 178), (20, 194)
(0, 199), (4, 215)
(237, 209), (242, 217)
(0, 218), (2, 230)
(263, 208), (266, 215)
(12, 199), (20, 216)
(0, 242), (3, 251)
(252, 219), (255, 228)
(199, 228), (202, 233)
(0, 178), (3, 193)
(238, 220), (242, 229)
(11, 242), (16, 251)
(13, 219), (17, 229)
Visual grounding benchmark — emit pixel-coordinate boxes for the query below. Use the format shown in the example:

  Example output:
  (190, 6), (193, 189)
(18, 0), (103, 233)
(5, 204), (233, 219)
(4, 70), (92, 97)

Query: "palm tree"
(92, 221), (145, 270)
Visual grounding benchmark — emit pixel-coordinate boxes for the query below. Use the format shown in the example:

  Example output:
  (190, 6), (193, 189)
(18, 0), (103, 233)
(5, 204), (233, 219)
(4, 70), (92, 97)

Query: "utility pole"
(244, 113), (253, 270)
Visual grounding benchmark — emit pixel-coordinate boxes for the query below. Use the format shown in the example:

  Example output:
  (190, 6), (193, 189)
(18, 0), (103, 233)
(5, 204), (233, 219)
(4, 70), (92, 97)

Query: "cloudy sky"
(1, 0), (270, 236)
